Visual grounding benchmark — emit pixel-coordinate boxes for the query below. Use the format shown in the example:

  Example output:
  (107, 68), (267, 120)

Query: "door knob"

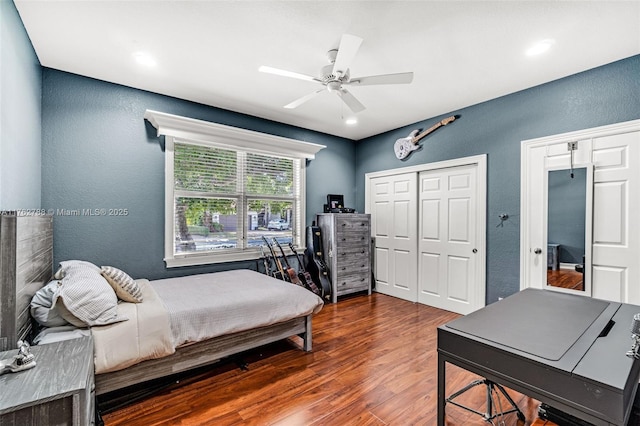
(534, 248), (542, 254)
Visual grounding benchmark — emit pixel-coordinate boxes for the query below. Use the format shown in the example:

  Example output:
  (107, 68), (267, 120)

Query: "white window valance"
(144, 110), (326, 159)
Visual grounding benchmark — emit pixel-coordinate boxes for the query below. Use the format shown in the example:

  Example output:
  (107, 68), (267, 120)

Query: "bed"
(0, 215), (324, 396)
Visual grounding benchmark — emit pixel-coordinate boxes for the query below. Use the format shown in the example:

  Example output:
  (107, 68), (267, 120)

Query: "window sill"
(165, 250), (260, 267)
(165, 245), (309, 268)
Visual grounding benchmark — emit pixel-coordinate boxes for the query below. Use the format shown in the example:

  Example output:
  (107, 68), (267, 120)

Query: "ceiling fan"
(259, 34), (414, 113)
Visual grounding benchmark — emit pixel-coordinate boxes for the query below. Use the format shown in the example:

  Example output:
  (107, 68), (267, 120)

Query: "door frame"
(365, 154), (487, 311)
(520, 119), (640, 292)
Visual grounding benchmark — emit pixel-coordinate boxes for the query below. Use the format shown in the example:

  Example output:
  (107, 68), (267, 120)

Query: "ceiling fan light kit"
(259, 34), (414, 114)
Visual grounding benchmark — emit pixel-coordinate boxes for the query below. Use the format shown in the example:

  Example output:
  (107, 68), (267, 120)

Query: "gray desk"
(437, 289), (640, 426)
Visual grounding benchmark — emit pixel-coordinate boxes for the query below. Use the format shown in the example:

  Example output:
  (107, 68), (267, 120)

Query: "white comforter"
(92, 279), (174, 374)
(92, 269), (324, 374)
(151, 269), (324, 348)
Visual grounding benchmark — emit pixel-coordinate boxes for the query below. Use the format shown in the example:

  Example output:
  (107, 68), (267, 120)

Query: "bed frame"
(0, 215), (314, 396)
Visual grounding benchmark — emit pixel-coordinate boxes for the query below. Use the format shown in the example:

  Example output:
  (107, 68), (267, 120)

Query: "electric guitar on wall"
(394, 115), (457, 160)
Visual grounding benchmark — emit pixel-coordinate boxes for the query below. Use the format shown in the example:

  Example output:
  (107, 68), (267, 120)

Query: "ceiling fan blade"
(259, 65), (321, 83)
(284, 89), (325, 109)
(349, 72), (414, 86)
(338, 88), (365, 113)
(332, 34), (363, 78)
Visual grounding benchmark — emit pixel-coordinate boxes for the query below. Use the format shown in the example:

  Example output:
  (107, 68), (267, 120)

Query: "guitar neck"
(262, 237), (284, 276)
(412, 122), (443, 143)
(412, 115), (456, 144)
(288, 243), (305, 272)
(273, 239), (292, 268)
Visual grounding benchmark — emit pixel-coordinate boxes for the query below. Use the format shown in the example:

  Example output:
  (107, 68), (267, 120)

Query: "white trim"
(520, 118), (640, 291)
(364, 154), (487, 311)
(145, 109), (326, 159)
(154, 108), (321, 267)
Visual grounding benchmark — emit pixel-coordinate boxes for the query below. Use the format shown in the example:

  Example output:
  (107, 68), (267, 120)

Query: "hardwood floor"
(101, 293), (541, 426)
(547, 268), (584, 291)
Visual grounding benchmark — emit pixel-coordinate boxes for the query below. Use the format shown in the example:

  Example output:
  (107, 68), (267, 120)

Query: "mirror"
(545, 165), (593, 294)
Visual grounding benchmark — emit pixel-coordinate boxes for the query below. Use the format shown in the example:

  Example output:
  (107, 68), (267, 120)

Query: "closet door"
(591, 131), (640, 303)
(418, 164), (480, 314)
(370, 172), (418, 302)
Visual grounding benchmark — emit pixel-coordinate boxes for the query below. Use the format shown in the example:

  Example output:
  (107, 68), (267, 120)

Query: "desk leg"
(438, 353), (445, 426)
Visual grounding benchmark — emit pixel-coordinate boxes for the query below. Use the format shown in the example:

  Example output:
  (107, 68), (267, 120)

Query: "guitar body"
(394, 136), (420, 160)
(305, 226), (332, 301)
(394, 116), (457, 160)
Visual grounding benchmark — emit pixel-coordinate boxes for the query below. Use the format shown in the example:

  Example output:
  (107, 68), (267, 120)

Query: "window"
(171, 140), (300, 260)
(144, 110), (325, 267)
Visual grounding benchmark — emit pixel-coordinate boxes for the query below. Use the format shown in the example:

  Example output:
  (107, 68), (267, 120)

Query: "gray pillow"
(54, 260), (127, 327)
(30, 281), (70, 327)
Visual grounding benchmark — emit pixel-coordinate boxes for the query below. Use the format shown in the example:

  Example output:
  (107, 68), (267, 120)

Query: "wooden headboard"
(0, 214), (53, 351)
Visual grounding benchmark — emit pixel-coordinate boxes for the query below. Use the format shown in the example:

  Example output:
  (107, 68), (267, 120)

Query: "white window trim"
(144, 110), (326, 267)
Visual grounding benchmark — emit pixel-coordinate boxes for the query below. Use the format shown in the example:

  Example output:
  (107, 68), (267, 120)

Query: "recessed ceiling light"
(133, 51), (157, 67)
(345, 117), (358, 125)
(526, 39), (555, 56)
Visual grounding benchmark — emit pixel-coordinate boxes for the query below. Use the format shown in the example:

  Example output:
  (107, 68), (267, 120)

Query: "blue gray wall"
(0, 0), (41, 209)
(355, 55), (640, 303)
(41, 69), (355, 280)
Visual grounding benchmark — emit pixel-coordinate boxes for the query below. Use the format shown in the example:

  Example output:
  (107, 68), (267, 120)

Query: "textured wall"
(41, 70), (355, 280)
(0, 0), (41, 209)
(354, 55), (640, 303)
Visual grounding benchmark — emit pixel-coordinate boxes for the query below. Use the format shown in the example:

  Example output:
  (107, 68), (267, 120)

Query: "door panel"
(418, 164), (478, 314)
(370, 173), (418, 301)
(591, 131), (639, 303)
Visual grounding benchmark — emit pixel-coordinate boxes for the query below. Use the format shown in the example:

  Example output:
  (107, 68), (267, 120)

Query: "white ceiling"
(15, 1), (640, 140)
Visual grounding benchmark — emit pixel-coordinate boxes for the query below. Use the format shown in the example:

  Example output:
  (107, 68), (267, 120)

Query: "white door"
(370, 172), (418, 302)
(521, 120), (640, 305)
(418, 164), (480, 314)
(591, 131), (640, 303)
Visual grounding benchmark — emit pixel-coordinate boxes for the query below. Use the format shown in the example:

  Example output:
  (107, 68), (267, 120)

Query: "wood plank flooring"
(101, 293), (541, 425)
(547, 269), (584, 291)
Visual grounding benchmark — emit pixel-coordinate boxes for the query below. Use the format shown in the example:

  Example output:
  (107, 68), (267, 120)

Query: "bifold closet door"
(370, 172), (418, 302)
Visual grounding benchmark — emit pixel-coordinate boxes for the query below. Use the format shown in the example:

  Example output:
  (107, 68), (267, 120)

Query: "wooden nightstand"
(0, 336), (94, 425)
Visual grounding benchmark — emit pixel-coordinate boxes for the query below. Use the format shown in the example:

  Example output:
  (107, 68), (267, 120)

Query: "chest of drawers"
(317, 213), (371, 303)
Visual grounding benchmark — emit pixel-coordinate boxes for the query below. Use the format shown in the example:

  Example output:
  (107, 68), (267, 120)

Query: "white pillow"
(54, 260), (127, 327)
(30, 281), (70, 327)
(101, 266), (143, 303)
(54, 260), (101, 279)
